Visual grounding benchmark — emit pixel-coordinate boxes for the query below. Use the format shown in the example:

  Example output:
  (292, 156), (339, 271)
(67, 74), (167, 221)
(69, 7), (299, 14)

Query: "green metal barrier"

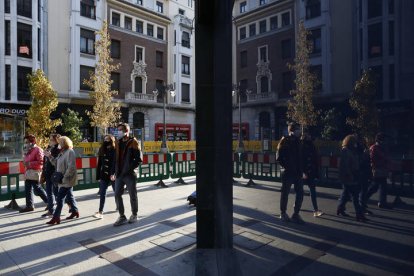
(171, 152), (196, 184)
(138, 153), (171, 187)
(241, 152), (280, 186)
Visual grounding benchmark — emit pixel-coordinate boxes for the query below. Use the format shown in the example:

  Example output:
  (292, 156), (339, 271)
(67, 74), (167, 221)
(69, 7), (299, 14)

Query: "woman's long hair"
(98, 135), (115, 156)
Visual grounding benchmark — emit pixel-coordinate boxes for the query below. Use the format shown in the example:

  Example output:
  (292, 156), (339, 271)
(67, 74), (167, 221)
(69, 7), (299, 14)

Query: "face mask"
(58, 144), (62, 150)
(117, 131), (125, 139)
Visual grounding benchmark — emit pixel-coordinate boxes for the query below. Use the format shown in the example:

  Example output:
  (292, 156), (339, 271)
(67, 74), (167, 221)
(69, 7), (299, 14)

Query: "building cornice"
(108, 0), (171, 24)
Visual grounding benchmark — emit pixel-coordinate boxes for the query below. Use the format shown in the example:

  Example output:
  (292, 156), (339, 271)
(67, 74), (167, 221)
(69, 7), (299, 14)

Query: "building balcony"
(125, 92), (157, 104)
(246, 91), (277, 104)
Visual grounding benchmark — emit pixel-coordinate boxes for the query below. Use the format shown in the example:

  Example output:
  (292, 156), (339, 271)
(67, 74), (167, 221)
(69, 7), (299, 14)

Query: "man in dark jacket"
(276, 123), (304, 224)
(113, 123), (142, 226)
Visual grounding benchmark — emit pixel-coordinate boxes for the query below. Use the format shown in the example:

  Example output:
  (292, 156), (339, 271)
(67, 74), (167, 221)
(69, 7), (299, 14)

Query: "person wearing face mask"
(94, 135), (117, 219)
(41, 134), (62, 218)
(113, 123), (142, 226)
(276, 123), (305, 224)
(337, 135), (367, 222)
(19, 135), (48, 213)
(365, 132), (392, 209)
(46, 136), (79, 225)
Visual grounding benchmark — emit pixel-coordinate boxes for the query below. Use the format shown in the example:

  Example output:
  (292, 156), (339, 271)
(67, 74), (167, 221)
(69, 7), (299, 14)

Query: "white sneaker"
(128, 215), (138, 223)
(313, 210), (324, 217)
(93, 212), (103, 219)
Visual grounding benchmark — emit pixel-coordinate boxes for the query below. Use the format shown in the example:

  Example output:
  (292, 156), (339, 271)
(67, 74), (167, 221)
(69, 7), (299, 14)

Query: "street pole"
(237, 90), (244, 153)
(161, 90), (168, 153)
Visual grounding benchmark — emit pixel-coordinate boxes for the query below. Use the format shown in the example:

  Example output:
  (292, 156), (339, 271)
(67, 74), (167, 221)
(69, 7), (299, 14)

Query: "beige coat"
(51, 149), (77, 188)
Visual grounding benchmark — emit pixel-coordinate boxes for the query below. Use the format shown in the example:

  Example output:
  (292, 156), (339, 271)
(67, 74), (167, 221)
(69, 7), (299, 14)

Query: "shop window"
(368, 23), (382, 58)
(281, 39), (292, 59)
(80, 0), (96, 19)
(240, 27), (246, 40)
(17, 66), (32, 101)
(112, 12), (120, 26)
(182, 31), (190, 48)
(182, 56), (190, 75)
(136, 20), (143, 34)
(156, 51), (163, 68)
(80, 65), (94, 91)
(306, 0), (321, 19)
(17, 22), (32, 59)
(111, 72), (120, 91)
(17, 0), (32, 18)
(240, 51), (247, 68)
(125, 16), (132, 30)
(135, 77), (142, 93)
(147, 24), (154, 37)
(182, 83), (190, 103)
(80, 28), (95, 55)
(111, 39), (120, 59)
(157, 27), (164, 40)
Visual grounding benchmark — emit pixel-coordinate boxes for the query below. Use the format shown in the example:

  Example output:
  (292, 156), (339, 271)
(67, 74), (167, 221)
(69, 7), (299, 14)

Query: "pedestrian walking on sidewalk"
(355, 135), (373, 215)
(45, 136), (79, 225)
(300, 132), (323, 217)
(41, 134), (62, 218)
(365, 133), (393, 209)
(113, 123), (143, 226)
(337, 135), (367, 222)
(276, 123), (305, 224)
(19, 135), (48, 213)
(94, 135), (117, 219)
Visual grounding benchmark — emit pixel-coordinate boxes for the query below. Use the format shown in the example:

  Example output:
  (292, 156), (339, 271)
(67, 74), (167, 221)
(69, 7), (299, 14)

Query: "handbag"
(51, 171), (64, 185)
(25, 169), (42, 182)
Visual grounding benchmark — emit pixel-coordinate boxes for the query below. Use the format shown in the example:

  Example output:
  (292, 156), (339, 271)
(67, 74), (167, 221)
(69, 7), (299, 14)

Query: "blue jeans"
(45, 178), (58, 213)
(115, 173), (138, 217)
(99, 179), (116, 213)
(24, 180), (48, 208)
(53, 187), (78, 218)
(303, 178), (318, 211)
(280, 173), (303, 214)
(338, 184), (362, 215)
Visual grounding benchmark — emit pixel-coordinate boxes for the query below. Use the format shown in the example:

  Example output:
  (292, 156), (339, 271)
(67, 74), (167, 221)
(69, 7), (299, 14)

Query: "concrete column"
(195, 0), (233, 249)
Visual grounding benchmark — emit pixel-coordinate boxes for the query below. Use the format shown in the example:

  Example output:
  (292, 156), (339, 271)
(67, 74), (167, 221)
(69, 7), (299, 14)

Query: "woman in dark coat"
(94, 135), (117, 219)
(301, 133), (323, 217)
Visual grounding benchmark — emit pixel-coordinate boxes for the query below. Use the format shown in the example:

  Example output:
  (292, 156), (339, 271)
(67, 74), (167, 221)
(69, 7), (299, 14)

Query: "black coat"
(96, 147), (116, 181)
(276, 135), (301, 177)
(43, 144), (60, 178)
(115, 137), (142, 177)
(301, 139), (319, 179)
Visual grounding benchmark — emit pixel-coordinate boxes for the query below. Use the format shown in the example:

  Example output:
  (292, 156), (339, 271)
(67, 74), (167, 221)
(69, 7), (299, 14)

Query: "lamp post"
(153, 83), (176, 153)
(232, 84), (251, 153)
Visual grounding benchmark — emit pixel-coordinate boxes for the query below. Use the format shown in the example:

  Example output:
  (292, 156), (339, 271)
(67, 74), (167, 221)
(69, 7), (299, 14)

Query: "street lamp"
(153, 83), (176, 153)
(232, 83), (252, 153)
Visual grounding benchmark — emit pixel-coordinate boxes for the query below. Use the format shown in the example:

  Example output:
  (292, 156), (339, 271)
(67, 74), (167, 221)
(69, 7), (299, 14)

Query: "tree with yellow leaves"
(84, 20), (121, 138)
(346, 69), (378, 145)
(26, 69), (61, 148)
(287, 21), (319, 135)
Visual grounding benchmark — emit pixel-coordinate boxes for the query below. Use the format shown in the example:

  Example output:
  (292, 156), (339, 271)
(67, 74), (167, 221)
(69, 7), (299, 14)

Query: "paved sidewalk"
(1, 177), (413, 275)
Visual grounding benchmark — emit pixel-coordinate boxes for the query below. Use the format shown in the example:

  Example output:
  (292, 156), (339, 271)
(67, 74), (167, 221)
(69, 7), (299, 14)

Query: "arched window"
(261, 76), (269, 93)
(134, 77), (142, 93)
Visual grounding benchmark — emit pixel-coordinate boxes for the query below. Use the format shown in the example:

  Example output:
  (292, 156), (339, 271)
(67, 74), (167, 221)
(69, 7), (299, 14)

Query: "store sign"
(0, 108), (27, 116)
